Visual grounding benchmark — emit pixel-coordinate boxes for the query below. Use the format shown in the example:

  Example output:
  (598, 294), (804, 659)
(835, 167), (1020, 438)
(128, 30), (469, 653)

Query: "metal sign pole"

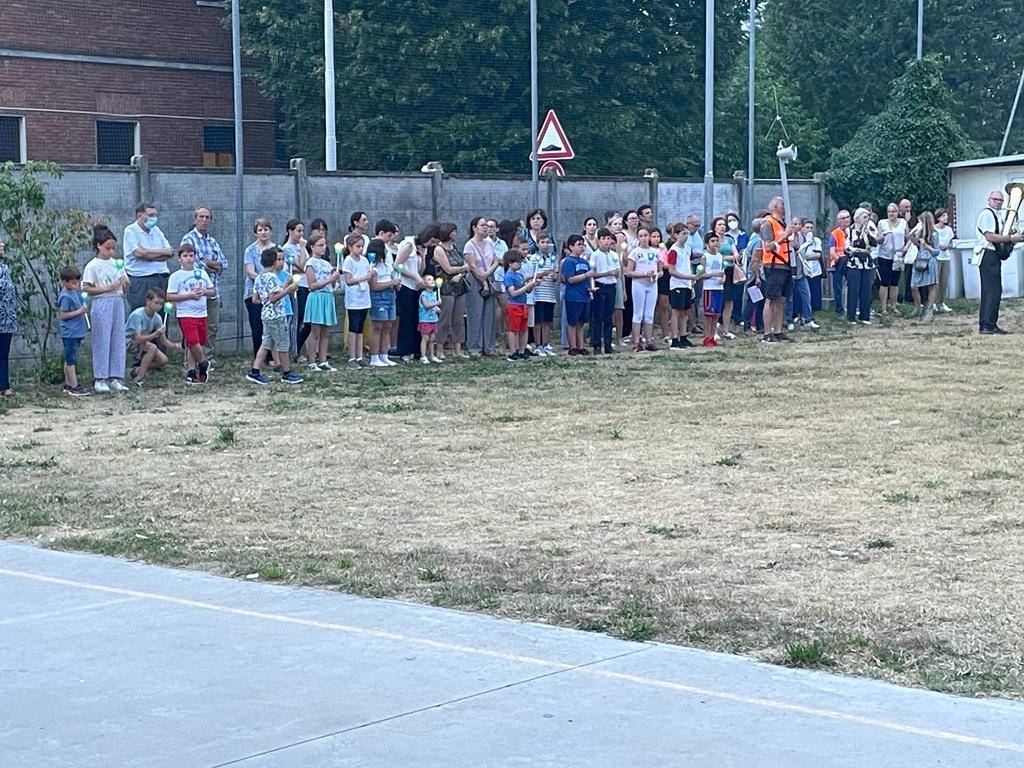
(530, 0), (539, 209)
(746, 0), (755, 224)
(324, 0), (337, 171)
(231, 0), (245, 353)
(703, 0), (715, 228)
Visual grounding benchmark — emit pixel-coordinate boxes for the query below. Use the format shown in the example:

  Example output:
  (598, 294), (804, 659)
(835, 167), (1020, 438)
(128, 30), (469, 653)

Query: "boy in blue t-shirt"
(560, 234), (594, 356)
(57, 265), (90, 397)
(502, 242), (540, 361)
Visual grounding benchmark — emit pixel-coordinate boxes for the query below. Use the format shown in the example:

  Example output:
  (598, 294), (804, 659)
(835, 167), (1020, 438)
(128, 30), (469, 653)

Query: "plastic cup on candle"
(114, 258), (124, 270)
(193, 268), (202, 280)
(163, 301), (173, 313)
(334, 242), (343, 257)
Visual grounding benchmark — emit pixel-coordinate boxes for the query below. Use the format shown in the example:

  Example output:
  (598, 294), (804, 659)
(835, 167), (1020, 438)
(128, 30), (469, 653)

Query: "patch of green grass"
(364, 400), (417, 414)
(620, 617), (657, 641)
(11, 440), (42, 451)
(212, 425), (236, 450)
(492, 414), (526, 423)
(883, 491), (919, 505)
(865, 537), (895, 550)
(972, 468), (1013, 481)
(844, 634), (872, 649)
(336, 556), (352, 569)
(541, 546), (572, 557)
(715, 453), (743, 467)
(51, 529), (186, 565)
(267, 398), (306, 414)
(610, 429), (624, 440)
(871, 644), (909, 673)
(418, 567), (447, 583)
(0, 501), (54, 533)
(943, 488), (994, 503)
(645, 525), (696, 540)
(785, 640), (828, 667)
(0, 456), (57, 470)
(259, 564), (285, 580)
(180, 432), (204, 447)
(300, 560), (322, 575)
(921, 478), (945, 489)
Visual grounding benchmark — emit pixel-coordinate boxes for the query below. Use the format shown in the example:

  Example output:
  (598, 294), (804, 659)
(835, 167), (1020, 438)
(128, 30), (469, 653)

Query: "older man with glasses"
(977, 190), (1023, 334)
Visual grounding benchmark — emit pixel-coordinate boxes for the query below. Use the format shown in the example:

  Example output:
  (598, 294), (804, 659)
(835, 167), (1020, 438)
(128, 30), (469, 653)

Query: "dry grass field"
(2, 299), (1023, 700)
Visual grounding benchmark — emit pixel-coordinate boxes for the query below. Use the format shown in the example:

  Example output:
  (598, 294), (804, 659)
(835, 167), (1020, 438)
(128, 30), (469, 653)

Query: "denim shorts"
(370, 290), (396, 321)
(62, 337), (82, 365)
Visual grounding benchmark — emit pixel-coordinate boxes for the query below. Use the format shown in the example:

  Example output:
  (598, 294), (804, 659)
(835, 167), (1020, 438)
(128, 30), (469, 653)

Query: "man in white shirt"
(123, 202), (173, 311)
(977, 189), (1022, 334)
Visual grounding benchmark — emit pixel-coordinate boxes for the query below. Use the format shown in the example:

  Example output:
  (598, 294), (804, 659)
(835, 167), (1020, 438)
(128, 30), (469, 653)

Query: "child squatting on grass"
(126, 288), (169, 387)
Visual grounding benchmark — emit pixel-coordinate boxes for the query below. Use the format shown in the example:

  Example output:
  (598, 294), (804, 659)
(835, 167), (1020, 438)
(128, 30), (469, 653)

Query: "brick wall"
(0, 0), (277, 167)
(1, 0), (236, 67)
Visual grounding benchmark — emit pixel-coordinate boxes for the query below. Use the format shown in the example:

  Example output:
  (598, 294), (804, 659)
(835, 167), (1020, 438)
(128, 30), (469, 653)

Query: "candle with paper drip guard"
(163, 301), (173, 314)
(79, 291), (91, 330)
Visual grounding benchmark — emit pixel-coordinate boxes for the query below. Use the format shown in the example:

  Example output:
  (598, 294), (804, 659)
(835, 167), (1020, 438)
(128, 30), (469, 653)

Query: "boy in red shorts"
(502, 242), (540, 361)
(166, 243), (215, 384)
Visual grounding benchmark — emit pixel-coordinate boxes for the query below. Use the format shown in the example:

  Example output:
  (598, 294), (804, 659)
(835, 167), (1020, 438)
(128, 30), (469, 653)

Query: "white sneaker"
(787, 323), (796, 331)
(430, 355), (443, 364)
(806, 321), (821, 330)
(383, 357), (398, 367)
(308, 363), (321, 372)
(369, 359), (387, 368)
(93, 380), (110, 394)
(318, 362), (337, 372)
(940, 303), (952, 313)
(861, 319), (872, 325)
(420, 356), (431, 364)
(621, 336), (632, 344)
(724, 332), (736, 340)
(109, 379), (128, 392)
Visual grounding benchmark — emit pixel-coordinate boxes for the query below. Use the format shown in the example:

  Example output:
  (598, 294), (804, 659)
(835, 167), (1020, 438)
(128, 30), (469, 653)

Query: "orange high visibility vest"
(765, 216), (790, 266)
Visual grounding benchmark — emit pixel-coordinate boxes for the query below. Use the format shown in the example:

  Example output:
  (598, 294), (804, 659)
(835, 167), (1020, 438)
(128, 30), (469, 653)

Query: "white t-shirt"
(976, 208), (1003, 254)
(342, 255), (371, 309)
(82, 256), (126, 297)
(935, 225), (954, 261)
(876, 219), (906, 261)
(591, 249), (619, 286)
(167, 268), (213, 318)
(702, 250), (724, 291)
(306, 256), (335, 292)
(123, 221), (171, 277)
(668, 243), (692, 290)
(629, 247), (659, 276)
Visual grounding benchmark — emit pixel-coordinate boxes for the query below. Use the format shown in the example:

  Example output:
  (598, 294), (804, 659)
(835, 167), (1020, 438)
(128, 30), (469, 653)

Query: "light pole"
(231, 0), (245, 352)
(703, 0), (715, 228)
(916, 0), (923, 60)
(324, 0), (337, 171)
(530, 0), (539, 209)
(746, 0), (755, 224)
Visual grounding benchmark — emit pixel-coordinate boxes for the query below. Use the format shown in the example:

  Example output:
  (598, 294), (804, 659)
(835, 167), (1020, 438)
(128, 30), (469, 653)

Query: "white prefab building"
(947, 154), (1024, 299)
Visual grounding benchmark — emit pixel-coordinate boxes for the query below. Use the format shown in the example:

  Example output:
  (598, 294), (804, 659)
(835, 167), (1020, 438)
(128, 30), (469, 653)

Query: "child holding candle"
(560, 234), (593, 355)
(342, 233), (373, 369)
(626, 228), (661, 351)
(302, 233), (341, 372)
(668, 223), (698, 348)
(82, 225), (130, 393)
(502, 246), (540, 360)
(126, 288), (169, 387)
(531, 231), (559, 356)
(166, 243), (215, 384)
(699, 231), (726, 347)
(57, 265), (90, 396)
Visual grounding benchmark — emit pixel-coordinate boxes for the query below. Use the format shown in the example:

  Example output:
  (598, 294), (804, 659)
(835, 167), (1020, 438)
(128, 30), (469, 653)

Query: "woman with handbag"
(876, 203), (907, 317)
(433, 222), (470, 359)
(464, 215), (499, 357)
(909, 211), (940, 320)
(844, 208), (878, 326)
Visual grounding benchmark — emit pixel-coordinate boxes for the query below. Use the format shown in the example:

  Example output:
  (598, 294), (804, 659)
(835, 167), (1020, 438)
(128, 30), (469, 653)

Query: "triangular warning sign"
(530, 109), (574, 161)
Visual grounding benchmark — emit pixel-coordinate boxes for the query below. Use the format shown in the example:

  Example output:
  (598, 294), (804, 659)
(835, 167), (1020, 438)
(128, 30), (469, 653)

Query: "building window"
(203, 125), (234, 168)
(0, 116), (26, 163)
(96, 120), (139, 165)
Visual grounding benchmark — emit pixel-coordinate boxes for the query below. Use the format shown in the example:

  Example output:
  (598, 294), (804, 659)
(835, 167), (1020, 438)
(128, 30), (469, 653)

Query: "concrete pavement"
(2, 540), (1023, 767)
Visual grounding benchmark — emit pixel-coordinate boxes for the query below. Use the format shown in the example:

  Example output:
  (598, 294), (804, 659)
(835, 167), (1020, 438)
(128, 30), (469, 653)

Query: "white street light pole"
(530, 0), (539, 209)
(916, 0), (923, 60)
(231, 0), (245, 352)
(703, 0), (715, 228)
(324, 0), (337, 171)
(746, 0), (755, 224)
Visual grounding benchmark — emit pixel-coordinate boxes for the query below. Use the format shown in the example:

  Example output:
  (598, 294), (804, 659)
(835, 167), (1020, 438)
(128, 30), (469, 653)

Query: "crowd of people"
(0, 190), (1014, 397)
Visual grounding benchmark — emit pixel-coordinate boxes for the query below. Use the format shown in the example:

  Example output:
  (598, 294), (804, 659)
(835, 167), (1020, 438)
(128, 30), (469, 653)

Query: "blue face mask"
(145, 216), (158, 229)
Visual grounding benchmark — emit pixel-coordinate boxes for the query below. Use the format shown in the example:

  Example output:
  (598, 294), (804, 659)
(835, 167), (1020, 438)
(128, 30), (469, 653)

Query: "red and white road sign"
(530, 109), (575, 161)
(539, 160), (565, 176)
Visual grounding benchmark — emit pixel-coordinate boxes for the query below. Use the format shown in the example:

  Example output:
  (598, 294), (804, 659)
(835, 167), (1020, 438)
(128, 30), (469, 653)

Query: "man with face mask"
(123, 202), (174, 311)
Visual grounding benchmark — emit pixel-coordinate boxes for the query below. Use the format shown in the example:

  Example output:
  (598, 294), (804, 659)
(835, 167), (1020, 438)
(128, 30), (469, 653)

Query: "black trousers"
(296, 287), (311, 351)
(245, 297), (263, 358)
(591, 283), (615, 351)
(979, 251), (1003, 330)
(397, 285), (422, 356)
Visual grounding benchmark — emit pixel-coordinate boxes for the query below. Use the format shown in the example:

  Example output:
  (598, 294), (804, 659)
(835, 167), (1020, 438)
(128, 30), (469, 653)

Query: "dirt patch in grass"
(3, 300), (1024, 699)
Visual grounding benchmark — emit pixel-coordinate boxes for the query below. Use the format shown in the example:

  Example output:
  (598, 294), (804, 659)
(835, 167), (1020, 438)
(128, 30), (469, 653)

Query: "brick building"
(0, 0), (277, 167)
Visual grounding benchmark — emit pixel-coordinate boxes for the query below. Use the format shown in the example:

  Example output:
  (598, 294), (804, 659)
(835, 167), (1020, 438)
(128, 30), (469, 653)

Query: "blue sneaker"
(280, 372), (304, 385)
(245, 370), (269, 386)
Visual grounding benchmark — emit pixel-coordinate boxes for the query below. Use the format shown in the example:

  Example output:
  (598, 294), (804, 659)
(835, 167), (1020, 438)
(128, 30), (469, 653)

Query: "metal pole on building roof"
(1000, 65), (1024, 156)
(324, 0), (338, 171)
(530, 0), (539, 209)
(231, 0), (245, 353)
(703, 0), (715, 227)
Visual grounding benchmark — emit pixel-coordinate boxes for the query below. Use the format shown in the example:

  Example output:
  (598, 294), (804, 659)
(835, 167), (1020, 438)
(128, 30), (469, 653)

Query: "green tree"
(0, 162), (92, 359)
(825, 58), (981, 212)
(762, 0), (1024, 155)
(239, 0), (750, 175)
(713, 46), (830, 178)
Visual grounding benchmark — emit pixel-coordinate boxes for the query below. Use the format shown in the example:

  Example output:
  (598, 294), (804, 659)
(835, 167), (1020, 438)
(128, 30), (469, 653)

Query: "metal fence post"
(420, 161), (444, 222)
(130, 154), (150, 205)
(545, 168), (559, 246)
(290, 157), (309, 221)
(644, 168), (659, 228)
